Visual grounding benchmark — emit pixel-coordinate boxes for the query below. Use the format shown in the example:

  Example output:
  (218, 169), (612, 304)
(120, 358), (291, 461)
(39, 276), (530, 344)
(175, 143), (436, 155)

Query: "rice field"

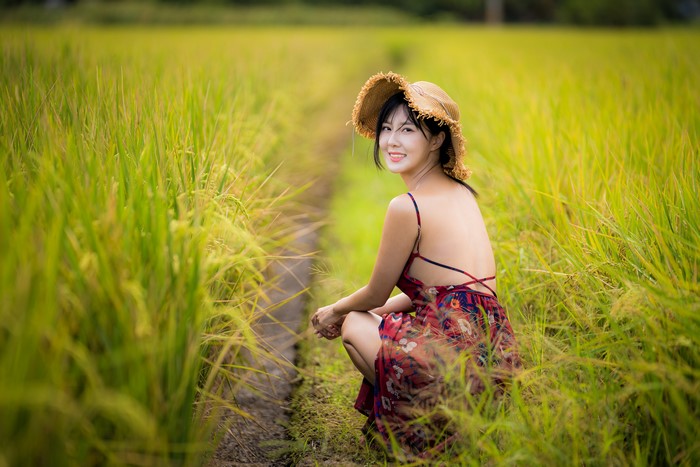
(1, 23), (699, 466)
(0, 25), (380, 466)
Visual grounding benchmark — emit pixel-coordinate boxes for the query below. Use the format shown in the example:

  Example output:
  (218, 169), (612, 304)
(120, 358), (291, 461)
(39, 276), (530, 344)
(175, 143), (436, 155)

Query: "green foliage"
(425, 26), (700, 465)
(0, 2), (419, 25)
(0, 25), (382, 465)
(558, 0), (664, 25)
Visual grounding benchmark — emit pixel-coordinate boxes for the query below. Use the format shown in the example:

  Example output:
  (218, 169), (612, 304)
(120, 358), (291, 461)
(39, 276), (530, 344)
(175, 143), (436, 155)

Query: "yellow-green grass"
(0, 25), (386, 466)
(293, 27), (700, 465)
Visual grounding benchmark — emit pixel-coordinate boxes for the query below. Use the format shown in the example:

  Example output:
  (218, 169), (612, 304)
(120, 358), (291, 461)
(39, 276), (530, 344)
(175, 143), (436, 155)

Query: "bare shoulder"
(384, 194), (417, 226)
(388, 193), (415, 211)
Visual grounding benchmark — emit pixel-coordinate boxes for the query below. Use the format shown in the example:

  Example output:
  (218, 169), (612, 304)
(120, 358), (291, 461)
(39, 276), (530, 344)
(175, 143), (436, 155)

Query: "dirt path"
(207, 71), (371, 465)
(207, 222), (317, 466)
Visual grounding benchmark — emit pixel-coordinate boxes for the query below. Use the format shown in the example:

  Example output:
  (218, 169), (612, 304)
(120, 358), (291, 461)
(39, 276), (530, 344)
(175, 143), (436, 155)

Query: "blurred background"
(2, 0), (700, 26)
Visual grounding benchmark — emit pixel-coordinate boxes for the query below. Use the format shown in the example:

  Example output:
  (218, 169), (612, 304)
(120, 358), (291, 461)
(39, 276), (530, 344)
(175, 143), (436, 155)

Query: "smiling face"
(378, 103), (445, 178)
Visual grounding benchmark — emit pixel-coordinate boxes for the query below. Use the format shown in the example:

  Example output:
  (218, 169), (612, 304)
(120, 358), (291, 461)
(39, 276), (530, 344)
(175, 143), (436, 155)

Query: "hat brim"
(351, 71), (471, 180)
(352, 72), (409, 139)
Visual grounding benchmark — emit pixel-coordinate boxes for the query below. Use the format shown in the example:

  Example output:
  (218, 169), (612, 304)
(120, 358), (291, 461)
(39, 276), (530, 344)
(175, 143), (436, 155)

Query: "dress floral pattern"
(354, 193), (521, 456)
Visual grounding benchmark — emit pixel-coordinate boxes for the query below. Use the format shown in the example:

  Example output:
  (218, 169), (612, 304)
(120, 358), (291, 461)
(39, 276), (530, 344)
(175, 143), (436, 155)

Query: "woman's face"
(378, 104), (444, 177)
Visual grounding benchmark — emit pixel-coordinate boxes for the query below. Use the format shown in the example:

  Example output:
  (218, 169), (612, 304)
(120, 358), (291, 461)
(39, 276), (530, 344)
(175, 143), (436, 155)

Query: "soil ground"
(207, 76), (361, 466)
(208, 225), (317, 466)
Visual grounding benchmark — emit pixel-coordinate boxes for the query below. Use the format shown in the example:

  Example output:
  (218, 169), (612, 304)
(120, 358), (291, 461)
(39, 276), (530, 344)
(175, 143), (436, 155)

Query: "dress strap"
(406, 192), (422, 252)
(419, 255), (498, 297)
(406, 192), (421, 229)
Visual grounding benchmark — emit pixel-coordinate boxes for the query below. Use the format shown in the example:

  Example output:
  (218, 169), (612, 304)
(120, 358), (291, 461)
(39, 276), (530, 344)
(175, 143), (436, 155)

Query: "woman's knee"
(340, 311), (363, 343)
(341, 310), (379, 344)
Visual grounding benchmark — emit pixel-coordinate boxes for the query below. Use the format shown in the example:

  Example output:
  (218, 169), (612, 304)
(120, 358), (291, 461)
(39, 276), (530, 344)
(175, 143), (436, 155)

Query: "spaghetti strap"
(406, 192), (421, 229)
(406, 192), (422, 253)
(419, 256), (498, 296)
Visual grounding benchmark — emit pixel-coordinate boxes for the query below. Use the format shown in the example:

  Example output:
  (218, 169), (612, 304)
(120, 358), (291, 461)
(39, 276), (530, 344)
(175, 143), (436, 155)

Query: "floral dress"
(354, 192), (521, 456)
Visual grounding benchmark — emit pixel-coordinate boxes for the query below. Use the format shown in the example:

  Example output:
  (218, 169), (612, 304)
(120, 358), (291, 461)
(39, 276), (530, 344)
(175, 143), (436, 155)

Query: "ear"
(430, 131), (446, 151)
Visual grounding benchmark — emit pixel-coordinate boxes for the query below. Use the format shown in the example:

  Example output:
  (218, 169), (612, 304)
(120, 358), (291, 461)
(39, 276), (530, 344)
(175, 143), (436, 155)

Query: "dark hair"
(373, 92), (477, 196)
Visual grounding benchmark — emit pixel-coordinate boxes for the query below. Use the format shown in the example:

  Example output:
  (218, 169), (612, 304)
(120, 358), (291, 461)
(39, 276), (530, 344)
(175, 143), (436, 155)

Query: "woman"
(311, 72), (521, 457)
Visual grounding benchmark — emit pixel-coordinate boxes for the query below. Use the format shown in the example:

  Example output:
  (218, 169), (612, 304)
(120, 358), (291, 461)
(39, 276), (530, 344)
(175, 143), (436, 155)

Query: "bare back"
(405, 182), (496, 296)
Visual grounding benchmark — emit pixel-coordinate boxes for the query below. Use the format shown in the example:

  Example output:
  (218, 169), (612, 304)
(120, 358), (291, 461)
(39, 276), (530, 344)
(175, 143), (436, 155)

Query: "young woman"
(311, 72), (521, 457)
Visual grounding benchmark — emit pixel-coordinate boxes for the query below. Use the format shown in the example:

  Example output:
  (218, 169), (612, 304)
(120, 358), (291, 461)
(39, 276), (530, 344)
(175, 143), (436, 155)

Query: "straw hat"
(352, 71), (471, 180)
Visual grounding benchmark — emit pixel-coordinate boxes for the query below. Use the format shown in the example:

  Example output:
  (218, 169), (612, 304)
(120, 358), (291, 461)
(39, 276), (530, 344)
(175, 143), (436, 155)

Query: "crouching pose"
(311, 72), (521, 458)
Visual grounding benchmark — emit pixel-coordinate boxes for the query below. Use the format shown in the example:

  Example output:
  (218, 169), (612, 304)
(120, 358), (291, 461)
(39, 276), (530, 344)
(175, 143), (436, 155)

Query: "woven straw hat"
(352, 71), (471, 180)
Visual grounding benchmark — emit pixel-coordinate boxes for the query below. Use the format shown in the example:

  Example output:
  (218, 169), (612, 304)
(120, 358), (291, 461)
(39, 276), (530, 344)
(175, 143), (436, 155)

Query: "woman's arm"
(312, 195), (417, 330)
(368, 293), (413, 316)
(312, 293), (412, 339)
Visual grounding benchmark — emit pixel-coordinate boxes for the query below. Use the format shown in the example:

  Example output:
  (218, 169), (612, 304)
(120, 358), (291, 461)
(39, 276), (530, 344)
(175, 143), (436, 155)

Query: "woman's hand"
(311, 304), (344, 340)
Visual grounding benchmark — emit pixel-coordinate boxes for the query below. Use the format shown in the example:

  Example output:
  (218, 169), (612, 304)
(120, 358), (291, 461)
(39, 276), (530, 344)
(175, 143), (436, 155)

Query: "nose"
(387, 129), (399, 147)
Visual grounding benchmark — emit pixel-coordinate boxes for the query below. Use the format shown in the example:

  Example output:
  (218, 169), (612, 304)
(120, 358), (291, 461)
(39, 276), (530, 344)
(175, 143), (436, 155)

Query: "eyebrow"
(382, 115), (416, 127)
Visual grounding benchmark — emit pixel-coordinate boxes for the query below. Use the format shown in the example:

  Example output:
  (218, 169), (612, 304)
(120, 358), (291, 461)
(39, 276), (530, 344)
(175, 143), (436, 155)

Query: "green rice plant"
(417, 27), (699, 465)
(0, 25), (385, 466)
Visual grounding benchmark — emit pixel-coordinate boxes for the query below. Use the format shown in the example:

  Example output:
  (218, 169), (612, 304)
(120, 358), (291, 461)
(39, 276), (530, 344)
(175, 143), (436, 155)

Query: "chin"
(384, 159), (406, 174)
(385, 165), (404, 174)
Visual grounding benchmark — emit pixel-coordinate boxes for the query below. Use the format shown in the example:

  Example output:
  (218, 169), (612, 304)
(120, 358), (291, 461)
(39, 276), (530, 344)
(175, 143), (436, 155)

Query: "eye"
(381, 125), (391, 132)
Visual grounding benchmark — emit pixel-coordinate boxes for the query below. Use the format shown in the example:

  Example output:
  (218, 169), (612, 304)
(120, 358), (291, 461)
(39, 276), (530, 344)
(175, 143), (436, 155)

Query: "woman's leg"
(341, 311), (382, 383)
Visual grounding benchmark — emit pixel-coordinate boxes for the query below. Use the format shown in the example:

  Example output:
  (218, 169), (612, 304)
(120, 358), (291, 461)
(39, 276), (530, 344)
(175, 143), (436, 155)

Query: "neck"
(403, 162), (444, 192)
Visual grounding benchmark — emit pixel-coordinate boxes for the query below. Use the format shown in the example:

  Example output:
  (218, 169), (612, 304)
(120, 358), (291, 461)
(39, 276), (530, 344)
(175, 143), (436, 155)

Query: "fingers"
(310, 306), (342, 340)
(313, 324), (340, 340)
(325, 324), (340, 339)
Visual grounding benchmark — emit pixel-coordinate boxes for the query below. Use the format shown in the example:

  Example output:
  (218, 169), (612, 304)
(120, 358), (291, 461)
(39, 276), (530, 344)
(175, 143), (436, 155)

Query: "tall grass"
(432, 28), (700, 465)
(0, 25), (383, 465)
(294, 27), (700, 465)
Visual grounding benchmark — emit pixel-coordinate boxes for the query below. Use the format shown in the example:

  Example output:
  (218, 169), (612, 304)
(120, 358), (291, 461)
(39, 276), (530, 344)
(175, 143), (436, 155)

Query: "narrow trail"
(206, 72), (374, 465)
(208, 227), (317, 465)
(208, 222), (317, 466)
(208, 86), (355, 467)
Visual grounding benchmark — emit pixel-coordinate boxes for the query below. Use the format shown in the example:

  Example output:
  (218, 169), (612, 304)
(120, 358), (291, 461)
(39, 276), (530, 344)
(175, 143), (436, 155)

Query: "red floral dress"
(354, 192), (521, 456)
